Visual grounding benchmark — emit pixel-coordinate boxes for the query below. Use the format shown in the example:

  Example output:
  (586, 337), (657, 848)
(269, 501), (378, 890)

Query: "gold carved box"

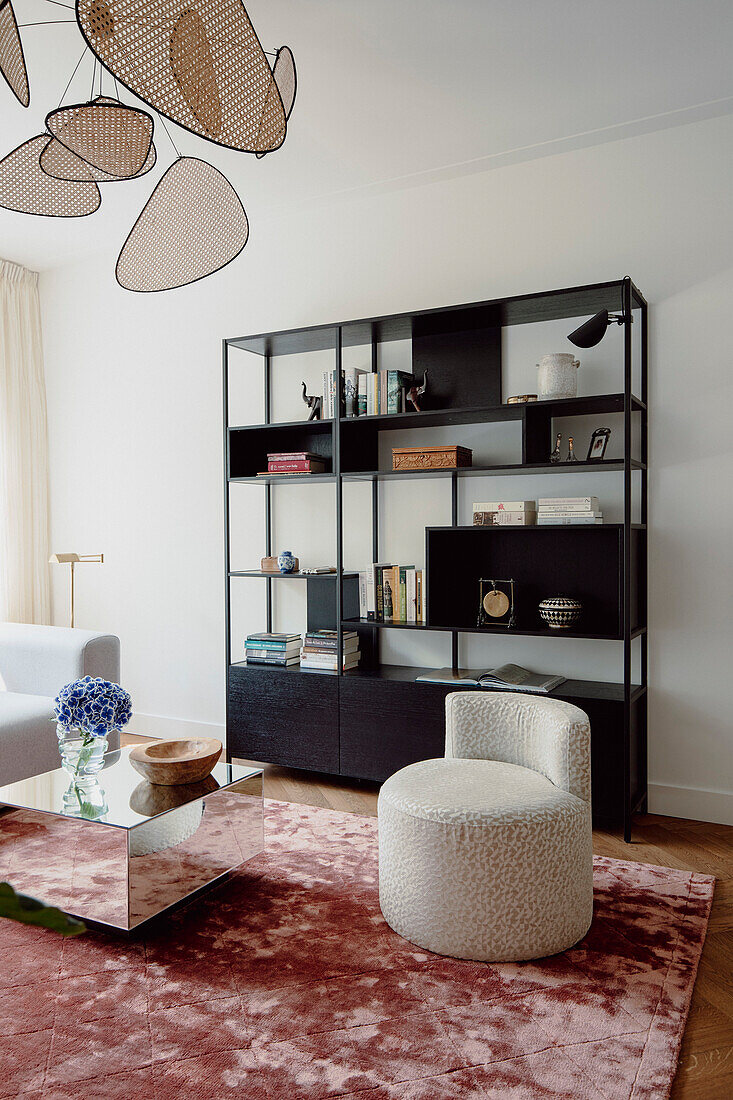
(391, 445), (473, 471)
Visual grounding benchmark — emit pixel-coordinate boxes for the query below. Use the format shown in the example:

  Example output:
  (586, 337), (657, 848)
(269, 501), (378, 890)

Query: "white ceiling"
(1, 0), (732, 270)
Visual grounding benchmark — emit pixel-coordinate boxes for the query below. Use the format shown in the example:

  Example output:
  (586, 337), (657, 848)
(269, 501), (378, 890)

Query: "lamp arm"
(77, 554), (104, 563)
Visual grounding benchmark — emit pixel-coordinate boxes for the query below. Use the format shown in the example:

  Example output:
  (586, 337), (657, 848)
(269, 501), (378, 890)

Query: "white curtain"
(0, 259), (51, 624)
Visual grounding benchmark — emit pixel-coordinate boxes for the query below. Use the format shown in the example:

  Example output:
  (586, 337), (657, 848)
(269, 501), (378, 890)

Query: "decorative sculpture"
(0, 135), (101, 217)
(46, 97), (154, 177)
(301, 381), (322, 421)
(566, 436), (578, 463)
(115, 156), (248, 292)
(405, 371), (428, 412)
(0, 0), (29, 107)
(549, 432), (562, 463)
(40, 132), (157, 183)
(76, 0), (288, 154)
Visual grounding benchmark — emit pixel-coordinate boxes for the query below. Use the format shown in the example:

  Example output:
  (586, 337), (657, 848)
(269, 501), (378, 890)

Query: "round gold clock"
(483, 588), (510, 618)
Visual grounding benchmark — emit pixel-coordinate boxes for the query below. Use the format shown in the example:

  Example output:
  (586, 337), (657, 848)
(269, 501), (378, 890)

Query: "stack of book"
(245, 633), (302, 666)
(258, 451), (327, 477)
(358, 564), (426, 623)
(472, 500), (537, 526)
(300, 631), (360, 671)
(321, 368), (412, 418)
(360, 370), (411, 417)
(537, 496), (603, 525)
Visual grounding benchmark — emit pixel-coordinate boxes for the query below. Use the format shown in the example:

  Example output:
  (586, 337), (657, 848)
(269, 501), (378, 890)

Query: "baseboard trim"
(128, 712), (226, 742)
(648, 782), (733, 826)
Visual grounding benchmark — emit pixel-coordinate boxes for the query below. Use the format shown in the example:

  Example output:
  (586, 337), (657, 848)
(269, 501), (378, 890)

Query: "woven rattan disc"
(40, 134), (157, 182)
(256, 46), (296, 159)
(46, 97), (154, 177)
(0, 136), (100, 216)
(116, 156), (248, 292)
(75, 0), (286, 153)
(0, 0), (29, 107)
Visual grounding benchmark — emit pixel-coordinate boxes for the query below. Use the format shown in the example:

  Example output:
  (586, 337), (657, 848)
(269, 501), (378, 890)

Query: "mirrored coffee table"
(0, 747), (263, 931)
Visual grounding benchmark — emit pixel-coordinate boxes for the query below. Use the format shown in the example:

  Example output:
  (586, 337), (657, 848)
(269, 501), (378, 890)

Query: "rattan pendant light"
(76, 0), (287, 154)
(0, 0), (29, 107)
(256, 47), (296, 159)
(0, 135), (101, 216)
(115, 156), (248, 292)
(46, 95), (154, 177)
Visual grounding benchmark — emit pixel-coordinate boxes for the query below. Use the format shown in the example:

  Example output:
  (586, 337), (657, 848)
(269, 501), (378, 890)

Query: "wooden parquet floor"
(122, 736), (733, 1099)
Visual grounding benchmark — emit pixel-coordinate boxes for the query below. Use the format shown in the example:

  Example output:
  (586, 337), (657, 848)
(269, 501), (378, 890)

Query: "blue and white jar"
(277, 550), (297, 574)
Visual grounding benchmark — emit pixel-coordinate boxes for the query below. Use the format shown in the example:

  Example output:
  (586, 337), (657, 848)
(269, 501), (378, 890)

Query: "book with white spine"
(537, 516), (603, 525)
(472, 500), (535, 512)
(537, 510), (602, 519)
(538, 497), (600, 510)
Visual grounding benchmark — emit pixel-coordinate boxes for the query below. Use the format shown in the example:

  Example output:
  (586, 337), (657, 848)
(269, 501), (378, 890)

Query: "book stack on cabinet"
(301, 631), (360, 671)
(245, 633), (302, 666)
(538, 497), (603, 525)
(258, 451), (327, 477)
(358, 564), (426, 623)
(472, 500), (537, 526)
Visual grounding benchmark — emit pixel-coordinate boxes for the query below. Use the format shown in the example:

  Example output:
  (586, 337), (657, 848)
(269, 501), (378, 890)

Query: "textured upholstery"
(444, 691), (591, 802)
(378, 691), (593, 962)
(0, 624), (121, 786)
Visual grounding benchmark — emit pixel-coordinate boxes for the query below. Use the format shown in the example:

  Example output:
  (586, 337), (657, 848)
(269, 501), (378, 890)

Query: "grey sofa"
(0, 623), (121, 786)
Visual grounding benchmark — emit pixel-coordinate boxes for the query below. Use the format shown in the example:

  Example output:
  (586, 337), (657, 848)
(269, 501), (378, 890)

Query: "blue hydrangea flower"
(54, 678), (132, 737)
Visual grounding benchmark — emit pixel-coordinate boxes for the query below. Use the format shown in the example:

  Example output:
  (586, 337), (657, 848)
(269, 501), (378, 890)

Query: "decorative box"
(391, 445), (472, 471)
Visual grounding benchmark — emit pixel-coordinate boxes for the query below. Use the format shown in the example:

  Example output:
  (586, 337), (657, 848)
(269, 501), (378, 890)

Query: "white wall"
(39, 112), (733, 823)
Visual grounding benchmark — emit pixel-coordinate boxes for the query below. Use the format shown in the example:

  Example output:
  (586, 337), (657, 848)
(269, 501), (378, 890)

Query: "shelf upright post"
(639, 291), (649, 813)
(264, 350), (273, 634)
(335, 329), (343, 700)
(622, 277), (633, 842)
(222, 340), (232, 762)
(451, 471), (459, 670)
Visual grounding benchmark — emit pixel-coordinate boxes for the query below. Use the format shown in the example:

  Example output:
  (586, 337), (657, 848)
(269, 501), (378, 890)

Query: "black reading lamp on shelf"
(567, 277), (633, 347)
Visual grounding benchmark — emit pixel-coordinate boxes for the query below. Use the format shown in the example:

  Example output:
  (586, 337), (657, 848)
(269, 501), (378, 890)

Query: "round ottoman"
(378, 757), (593, 961)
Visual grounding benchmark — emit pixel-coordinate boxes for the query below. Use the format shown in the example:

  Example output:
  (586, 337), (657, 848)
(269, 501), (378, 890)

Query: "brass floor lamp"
(49, 553), (104, 628)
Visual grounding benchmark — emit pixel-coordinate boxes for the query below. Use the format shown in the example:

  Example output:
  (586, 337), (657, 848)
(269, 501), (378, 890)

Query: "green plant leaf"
(0, 882), (86, 936)
(76, 739), (96, 770)
(79, 800), (106, 820)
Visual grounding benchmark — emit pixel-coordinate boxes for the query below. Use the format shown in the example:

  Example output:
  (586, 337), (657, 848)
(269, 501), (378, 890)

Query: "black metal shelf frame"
(223, 277), (648, 839)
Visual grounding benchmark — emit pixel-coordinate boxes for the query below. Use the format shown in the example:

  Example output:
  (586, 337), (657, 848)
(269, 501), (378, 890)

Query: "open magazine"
(416, 663), (565, 694)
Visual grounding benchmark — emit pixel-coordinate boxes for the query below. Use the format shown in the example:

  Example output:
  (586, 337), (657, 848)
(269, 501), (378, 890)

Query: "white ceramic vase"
(537, 354), (579, 400)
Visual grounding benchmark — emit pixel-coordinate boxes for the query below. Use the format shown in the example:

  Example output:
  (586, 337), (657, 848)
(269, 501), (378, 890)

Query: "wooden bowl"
(129, 738), (223, 786)
(129, 775), (219, 816)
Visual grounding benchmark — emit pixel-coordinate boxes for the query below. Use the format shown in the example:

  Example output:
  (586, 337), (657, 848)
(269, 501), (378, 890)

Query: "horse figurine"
(301, 381), (322, 421)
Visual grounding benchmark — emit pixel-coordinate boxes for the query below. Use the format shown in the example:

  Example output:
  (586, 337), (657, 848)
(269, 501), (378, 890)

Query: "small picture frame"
(586, 427), (611, 462)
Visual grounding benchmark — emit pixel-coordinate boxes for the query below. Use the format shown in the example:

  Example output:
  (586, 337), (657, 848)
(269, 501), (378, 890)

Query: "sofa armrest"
(0, 623), (120, 698)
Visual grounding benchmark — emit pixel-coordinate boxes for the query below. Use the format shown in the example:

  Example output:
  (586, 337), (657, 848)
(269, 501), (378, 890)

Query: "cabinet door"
(228, 666), (339, 773)
(339, 676), (449, 781)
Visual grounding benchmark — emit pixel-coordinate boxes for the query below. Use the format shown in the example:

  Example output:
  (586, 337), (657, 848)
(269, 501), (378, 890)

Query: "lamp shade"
(568, 309), (610, 349)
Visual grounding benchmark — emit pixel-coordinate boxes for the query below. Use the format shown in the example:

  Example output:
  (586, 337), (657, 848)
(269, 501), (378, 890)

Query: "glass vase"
(57, 726), (109, 784)
(63, 778), (109, 820)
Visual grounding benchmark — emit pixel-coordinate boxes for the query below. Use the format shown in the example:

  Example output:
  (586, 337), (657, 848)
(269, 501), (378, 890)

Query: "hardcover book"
(416, 664), (565, 693)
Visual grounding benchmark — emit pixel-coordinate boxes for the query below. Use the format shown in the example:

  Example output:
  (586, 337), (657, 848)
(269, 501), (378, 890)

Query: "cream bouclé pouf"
(378, 691), (594, 962)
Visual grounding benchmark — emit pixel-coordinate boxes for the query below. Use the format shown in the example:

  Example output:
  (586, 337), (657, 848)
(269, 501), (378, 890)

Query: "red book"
(267, 459), (326, 472)
(267, 451), (321, 461)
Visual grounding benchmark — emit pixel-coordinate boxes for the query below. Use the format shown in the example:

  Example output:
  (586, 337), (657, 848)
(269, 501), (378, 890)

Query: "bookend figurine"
(405, 371), (428, 412)
(301, 381), (322, 421)
(477, 578), (516, 627)
(549, 432), (562, 463)
(566, 435), (578, 462)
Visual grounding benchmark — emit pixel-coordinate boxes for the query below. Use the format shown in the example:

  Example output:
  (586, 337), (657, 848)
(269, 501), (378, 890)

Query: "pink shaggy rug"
(0, 799), (714, 1100)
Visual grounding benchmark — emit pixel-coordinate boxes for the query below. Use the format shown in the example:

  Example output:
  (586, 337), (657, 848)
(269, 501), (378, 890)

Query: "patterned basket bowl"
(538, 596), (582, 629)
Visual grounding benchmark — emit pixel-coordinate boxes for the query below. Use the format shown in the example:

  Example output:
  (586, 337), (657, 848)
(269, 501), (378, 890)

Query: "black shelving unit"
(223, 278), (648, 839)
